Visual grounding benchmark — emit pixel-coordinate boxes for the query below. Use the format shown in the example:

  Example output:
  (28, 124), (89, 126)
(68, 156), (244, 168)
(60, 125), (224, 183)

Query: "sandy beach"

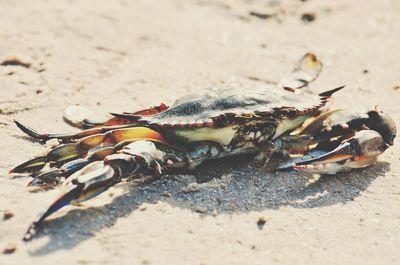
(0, 0), (399, 264)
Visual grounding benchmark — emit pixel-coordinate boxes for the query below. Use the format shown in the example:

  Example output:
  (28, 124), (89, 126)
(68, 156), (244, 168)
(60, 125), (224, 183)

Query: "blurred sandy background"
(0, 0), (399, 264)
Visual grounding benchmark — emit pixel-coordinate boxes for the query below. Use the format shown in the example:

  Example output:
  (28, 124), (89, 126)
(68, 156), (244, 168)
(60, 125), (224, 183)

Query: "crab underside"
(9, 53), (396, 241)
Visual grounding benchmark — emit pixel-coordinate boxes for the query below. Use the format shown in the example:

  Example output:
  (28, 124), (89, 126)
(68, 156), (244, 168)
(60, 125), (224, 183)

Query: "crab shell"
(118, 85), (342, 146)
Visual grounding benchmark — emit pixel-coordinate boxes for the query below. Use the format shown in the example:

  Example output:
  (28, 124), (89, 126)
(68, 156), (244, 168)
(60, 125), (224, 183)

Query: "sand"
(0, 0), (399, 264)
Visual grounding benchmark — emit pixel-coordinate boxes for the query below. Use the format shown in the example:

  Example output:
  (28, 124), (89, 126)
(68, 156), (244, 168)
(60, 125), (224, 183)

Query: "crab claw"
(279, 130), (390, 174)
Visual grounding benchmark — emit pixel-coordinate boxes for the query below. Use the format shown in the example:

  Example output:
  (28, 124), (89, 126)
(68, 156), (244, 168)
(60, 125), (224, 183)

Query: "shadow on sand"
(28, 155), (390, 255)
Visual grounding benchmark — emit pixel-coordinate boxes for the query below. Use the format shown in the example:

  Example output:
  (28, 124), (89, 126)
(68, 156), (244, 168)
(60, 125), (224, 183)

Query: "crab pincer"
(284, 130), (389, 174)
(278, 110), (396, 174)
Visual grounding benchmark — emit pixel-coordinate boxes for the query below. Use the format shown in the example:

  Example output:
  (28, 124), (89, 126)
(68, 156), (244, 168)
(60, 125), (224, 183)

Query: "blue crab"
(10, 53), (396, 241)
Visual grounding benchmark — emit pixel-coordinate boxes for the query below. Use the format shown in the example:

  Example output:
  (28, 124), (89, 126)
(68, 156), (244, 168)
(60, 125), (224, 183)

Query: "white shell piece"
(64, 105), (111, 127)
(64, 105), (92, 125)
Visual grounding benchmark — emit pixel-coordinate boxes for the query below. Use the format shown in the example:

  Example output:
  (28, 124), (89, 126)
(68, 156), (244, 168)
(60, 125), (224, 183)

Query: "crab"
(10, 53), (396, 241)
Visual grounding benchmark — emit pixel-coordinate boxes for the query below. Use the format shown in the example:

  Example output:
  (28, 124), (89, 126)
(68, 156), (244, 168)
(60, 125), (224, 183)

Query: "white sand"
(0, 0), (399, 264)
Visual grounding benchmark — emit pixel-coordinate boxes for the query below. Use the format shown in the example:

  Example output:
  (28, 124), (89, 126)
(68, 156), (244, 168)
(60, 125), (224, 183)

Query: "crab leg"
(23, 140), (168, 241)
(22, 141), (220, 241)
(23, 161), (131, 241)
(14, 120), (137, 143)
(12, 127), (169, 172)
(26, 145), (142, 190)
(11, 127), (171, 190)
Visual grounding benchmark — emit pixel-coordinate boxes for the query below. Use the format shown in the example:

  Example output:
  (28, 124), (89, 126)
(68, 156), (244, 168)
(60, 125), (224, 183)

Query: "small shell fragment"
(257, 217), (267, 230)
(64, 105), (92, 126)
(3, 210), (14, 220)
(64, 105), (111, 127)
(1, 56), (31, 68)
(3, 243), (17, 254)
(279, 53), (322, 90)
